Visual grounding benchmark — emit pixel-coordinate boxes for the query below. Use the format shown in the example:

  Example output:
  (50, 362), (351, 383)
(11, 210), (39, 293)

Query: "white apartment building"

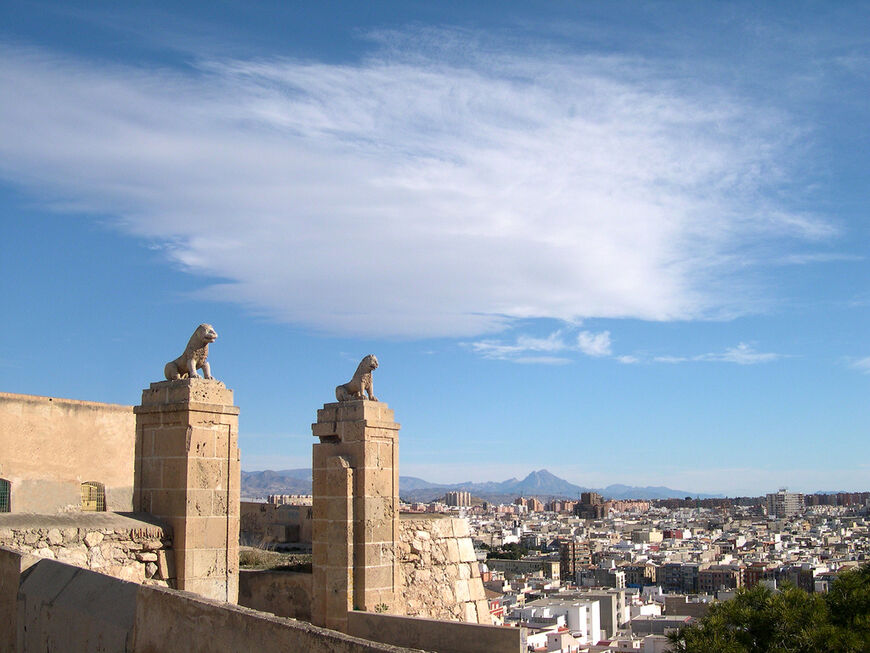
(514, 597), (601, 645)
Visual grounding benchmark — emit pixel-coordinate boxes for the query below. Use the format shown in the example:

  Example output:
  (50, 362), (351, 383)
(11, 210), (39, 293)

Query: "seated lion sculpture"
(164, 323), (218, 381)
(335, 354), (379, 402)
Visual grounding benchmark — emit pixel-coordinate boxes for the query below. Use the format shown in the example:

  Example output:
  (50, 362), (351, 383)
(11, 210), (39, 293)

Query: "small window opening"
(81, 481), (106, 512)
(0, 479), (10, 513)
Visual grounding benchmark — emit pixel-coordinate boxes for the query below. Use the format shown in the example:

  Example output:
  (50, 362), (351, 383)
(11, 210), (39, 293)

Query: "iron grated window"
(0, 479), (9, 513)
(81, 481), (106, 512)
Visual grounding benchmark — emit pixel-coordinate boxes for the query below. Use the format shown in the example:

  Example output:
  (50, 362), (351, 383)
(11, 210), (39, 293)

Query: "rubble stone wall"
(398, 515), (491, 625)
(0, 513), (172, 586)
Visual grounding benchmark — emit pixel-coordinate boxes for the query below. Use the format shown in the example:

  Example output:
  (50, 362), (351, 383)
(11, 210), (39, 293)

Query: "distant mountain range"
(241, 468), (722, 501)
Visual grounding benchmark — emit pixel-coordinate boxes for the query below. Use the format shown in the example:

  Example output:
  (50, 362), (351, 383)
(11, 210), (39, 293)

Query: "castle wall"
(0, 392), (136, 513)
(3, 548), (423, 653)
(240, 501), (312, 547)
(238, 569), (313, 620)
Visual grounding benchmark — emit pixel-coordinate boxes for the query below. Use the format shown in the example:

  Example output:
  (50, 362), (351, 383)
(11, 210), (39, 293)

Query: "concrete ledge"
(2, 554), (427, 653)
(133, 585), (424, 653)
(0, 511), (169, 535)
(18, 557), (140, 652)
(347, 611), (523, 653)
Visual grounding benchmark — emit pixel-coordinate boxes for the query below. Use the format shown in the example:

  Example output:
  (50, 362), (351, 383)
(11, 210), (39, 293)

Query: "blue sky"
(1, 1), (868, 496)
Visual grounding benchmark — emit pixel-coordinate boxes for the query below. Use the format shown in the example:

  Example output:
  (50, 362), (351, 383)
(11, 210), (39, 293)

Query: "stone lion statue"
(335, 354), (379, 402)
(164, 324), (218, 381)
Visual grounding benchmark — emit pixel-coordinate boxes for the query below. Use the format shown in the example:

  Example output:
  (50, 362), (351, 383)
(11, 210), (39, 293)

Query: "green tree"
(825, 565), (870, 652)
(486, 542), (529, 560)
(667, 565), (870, 653)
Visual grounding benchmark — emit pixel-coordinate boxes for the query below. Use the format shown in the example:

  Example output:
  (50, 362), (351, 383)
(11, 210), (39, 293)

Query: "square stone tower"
(311, 400), (400, 632)
(134, 378), (240, 602)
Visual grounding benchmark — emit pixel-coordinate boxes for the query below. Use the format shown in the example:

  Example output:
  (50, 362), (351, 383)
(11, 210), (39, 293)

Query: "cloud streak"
(0, 34), (833, 337)
(851, 356), (870, 374)
(470, 329), (612, 364)
(654, 342), (783, 365)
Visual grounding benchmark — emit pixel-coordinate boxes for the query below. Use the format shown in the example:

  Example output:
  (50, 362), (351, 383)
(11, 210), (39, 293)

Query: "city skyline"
(0, 2), (868, 496)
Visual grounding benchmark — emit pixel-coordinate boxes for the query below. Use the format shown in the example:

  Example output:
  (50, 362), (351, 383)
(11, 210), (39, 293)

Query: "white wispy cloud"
(654, 342), (783, 365)
(470, 328), (612, 363)
(850, 356), (870, 374)
(0, 34), (833, 337)
(576, 330), (612, 357)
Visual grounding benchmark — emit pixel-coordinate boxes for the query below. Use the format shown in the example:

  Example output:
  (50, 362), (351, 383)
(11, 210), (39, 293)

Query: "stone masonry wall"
(0, 392), (136, 513)
(398, 516), (491, 625)
(0, 513), (172, 586)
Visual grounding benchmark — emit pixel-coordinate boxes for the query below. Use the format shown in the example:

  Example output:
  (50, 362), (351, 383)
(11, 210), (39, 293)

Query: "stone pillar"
(311, 400), (399, 631)
(134, 378), (240, 603)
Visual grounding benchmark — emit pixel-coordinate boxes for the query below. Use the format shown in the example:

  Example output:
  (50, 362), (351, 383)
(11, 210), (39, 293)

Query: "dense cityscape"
(394, 488), (870, 651)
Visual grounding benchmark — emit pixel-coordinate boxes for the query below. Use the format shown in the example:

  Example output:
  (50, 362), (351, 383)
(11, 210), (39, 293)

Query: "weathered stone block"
(476, 599), (491, 623)
(161, 458), (187, 489)
(150, 425), (193, 458)
(148, 488), (187, 518)
(47, 529), (63, 546)
(188, 427), (217, 458)
(445, 538), (460, 563)
(84, 531), (104, 548)
(457, 538), (476, 563)
(468, 578), (485, 601)
(191, 458), (225, 490)
(454, 579), (471, 603)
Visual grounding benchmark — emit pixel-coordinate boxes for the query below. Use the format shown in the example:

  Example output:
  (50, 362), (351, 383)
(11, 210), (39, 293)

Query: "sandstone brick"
(190, 549), (226, 578)
(160, 458), (187, 489)
(457, 538), (476, 562)
(475, 599), (492, 624)
(184, 489), (213, 518)
(150, 425), (192, 458)
(468, 578), (485, 601)
(156, 549), (173, 580)
(147, 488), (187, 518)
(445, 538), (460, 563)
